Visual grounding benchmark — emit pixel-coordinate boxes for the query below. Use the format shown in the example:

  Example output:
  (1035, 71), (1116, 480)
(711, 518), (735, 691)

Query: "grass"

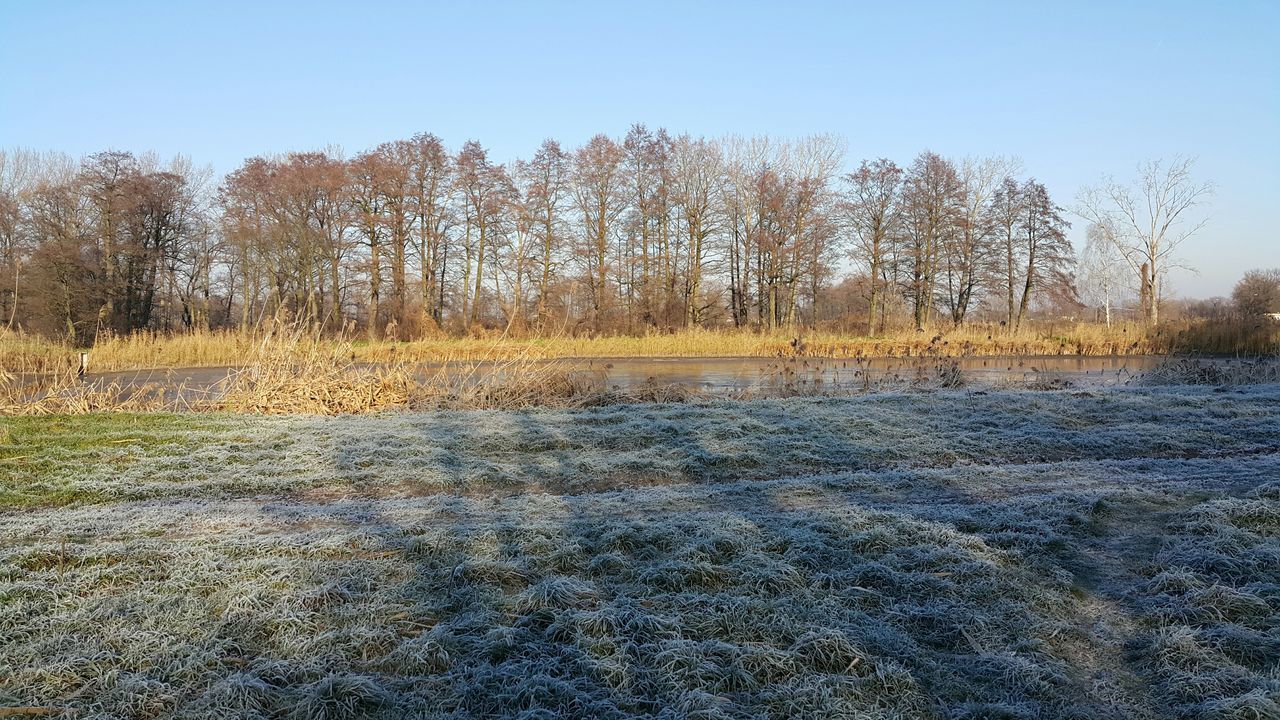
(1, 385), (1279, 717)
(1133, 357), (1280, 386)
(0, 414), (235, 508)
(6, 319), (1276, 376)
(1137, 485), (1280, 718)
(5, 384), (1277, 508)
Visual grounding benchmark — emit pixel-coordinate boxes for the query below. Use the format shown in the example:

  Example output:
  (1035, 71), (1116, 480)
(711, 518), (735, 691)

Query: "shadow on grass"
(2, 388), (1279, 718)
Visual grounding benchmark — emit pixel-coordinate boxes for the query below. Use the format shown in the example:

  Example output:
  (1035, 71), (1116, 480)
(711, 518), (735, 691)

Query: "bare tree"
(79, 151), (136, 332)
(1013, 180), (1073, 329)
(572, 135), (628, 332)
(494, 180), (534, 334)
(1232, 268), (1280, 318)
(721, 135), (772, 328)
(0, 149), (42, 328)
(670, 135), (723, 326)
(990, 176), (1024, 327)
(840, 158), (902, 334)
(1076, 157), (1213, 324)
(404, 133), (453, 328)
(942, 156), (1018, 326)
(370, 141), (418, 334)
(787, 135), (844, 327)
(899, 152), (961, 330)
(520, 139), (569, 328)
(455, 141), (513, 330)
(348, 152), (389, 336)
(622, 125), (671, 327)
(1078, 223), (1129, 327)
(20, 153), (92, 340)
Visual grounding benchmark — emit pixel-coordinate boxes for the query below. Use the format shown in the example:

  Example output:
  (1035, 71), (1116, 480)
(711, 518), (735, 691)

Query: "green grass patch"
(0, 413), (238, 508)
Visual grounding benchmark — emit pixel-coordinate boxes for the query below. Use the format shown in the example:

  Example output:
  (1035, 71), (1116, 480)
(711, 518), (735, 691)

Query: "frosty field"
(1, 386), (1278, 719)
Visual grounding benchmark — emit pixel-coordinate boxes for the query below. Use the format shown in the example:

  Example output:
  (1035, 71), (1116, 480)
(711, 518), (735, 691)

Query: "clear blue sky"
(2, 0), (1276, 297)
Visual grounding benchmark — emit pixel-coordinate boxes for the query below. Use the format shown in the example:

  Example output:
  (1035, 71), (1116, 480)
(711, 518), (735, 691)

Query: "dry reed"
(0, 331), (613, 415)
(1135, 356), (1280, 386)
(3, 320), (1275, 415)
(213, 334), (607, 414)
(8, 320), (1266, 376)
(0, 365), (176, 415)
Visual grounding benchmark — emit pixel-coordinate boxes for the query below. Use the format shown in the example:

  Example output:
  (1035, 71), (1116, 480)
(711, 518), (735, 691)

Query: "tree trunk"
(537, 207), (554, 326)
(369, 240), (381, 339)
(1016, 248), (1036, 330)
(469, 221), (485, 329)
(1005, 235), (1016, 327)
(867, 252), (880, 336)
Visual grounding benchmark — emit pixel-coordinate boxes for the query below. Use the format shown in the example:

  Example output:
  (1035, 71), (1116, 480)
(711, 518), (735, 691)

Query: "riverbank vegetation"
(3, 326), (1277, 415)
(3, 315), (1277, 379)
(0, 138), (1228, 348)
(6, 135), (1275, 397)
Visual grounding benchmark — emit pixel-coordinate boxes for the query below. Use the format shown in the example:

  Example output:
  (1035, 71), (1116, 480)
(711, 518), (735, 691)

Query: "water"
(575, 355), (1165, 392)
(76, 355), (1175, 400)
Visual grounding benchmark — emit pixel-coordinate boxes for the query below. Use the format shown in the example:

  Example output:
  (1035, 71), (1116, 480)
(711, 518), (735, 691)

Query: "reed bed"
(0, 330), (73, 375)
(5, 339), (1277, 416)
(9, 319), (1274, 376)
(0, 353), (970, 416)
(0, 333), (615, 416)
(214, 339), (607, 415)
(0, 366), (176, 415)
(354, 323), (1154, 364)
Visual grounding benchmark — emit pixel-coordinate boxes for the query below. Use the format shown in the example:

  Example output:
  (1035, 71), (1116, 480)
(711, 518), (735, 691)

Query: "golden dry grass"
(2, 319), (1275, 379)
(3, 324), (1276, 415)
(347, 322), (1174, 362)
(212, 337), (605, 415)
(0, 332), (611, 416)
(0, 365), (175, 415)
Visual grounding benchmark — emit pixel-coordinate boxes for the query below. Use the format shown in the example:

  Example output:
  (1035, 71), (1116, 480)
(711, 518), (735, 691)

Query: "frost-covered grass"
(1, 386), (1278, 718)
(1136, 483), (1280, 719)
(4, 386), (1278, 509)
(1134, 357), (1280, 387)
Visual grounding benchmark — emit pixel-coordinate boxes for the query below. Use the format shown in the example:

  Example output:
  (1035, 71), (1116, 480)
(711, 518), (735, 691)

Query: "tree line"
(0, 129), (1207, 343)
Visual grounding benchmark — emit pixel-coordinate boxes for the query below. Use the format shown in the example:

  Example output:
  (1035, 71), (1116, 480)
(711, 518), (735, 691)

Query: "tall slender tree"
(841, 158), (902, 334)
(1014, 180), (1074, 329)
(899, 152), (961, 330)
(521, 139), (569, 329)
(572, 135), (628, 332)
